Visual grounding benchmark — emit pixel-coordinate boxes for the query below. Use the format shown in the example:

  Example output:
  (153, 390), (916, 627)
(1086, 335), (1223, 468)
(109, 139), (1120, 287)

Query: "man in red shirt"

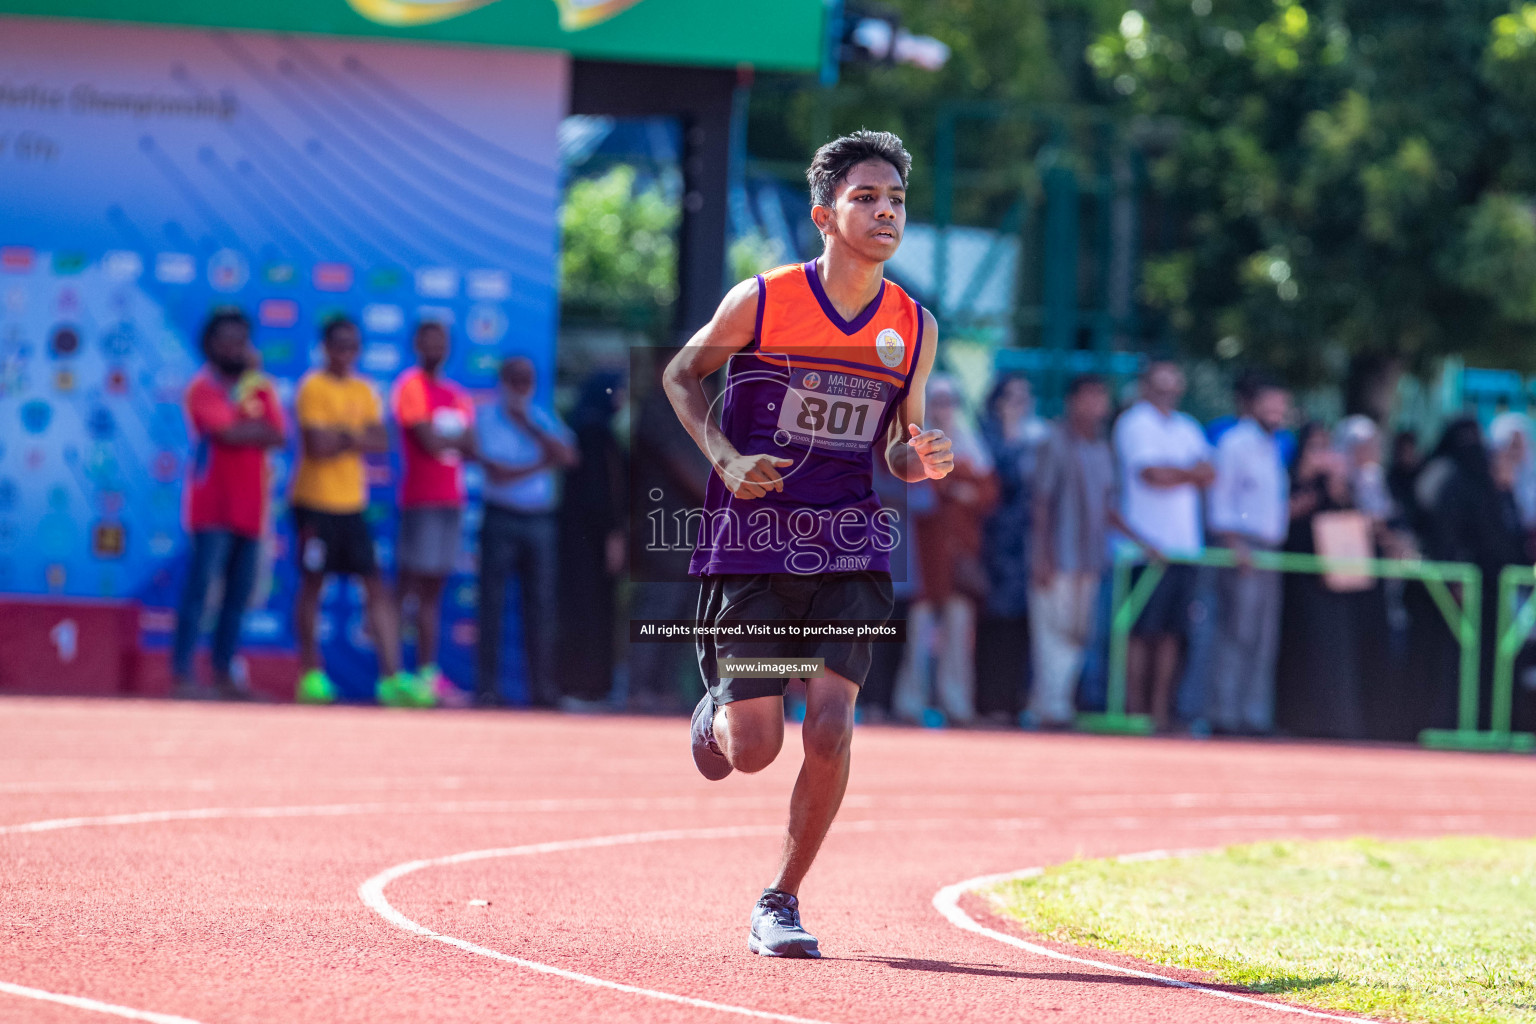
(388, 321), (476, 707)
(172, 310), (286, 700)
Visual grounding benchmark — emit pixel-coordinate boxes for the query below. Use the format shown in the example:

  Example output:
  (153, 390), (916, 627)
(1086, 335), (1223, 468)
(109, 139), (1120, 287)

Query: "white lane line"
(0, 797), (793, 836)
(0, 980), (206, 1024)
(2, 797), (1438, 1023)
(933, 855), (1377, 1023)
(8, 798), (1486, 839)
(359, 825), (842, 1024)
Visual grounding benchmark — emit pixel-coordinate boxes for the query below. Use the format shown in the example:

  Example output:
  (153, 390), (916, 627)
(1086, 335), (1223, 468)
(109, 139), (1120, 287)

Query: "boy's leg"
(172, 530), (223, 686)
(770, 671), (858, 895)
(396, 570), (420, 662)
(414, 574), (447, 670)
(476, 509), (514, 701)
(361, 573), (403, 678)
(295, 571), (326, 673)
(210, 534), (259, 693)
(519, 515), (561, 707)
(743, 671), (857, 960)
(712, 693), (786, 774)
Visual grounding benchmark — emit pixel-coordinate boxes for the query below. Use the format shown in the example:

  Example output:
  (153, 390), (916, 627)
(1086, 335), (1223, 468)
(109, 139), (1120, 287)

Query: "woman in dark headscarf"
(1410, 417), (1526, 731)
(556, 369), (628, 705)
(1274, 421), (1377, 739)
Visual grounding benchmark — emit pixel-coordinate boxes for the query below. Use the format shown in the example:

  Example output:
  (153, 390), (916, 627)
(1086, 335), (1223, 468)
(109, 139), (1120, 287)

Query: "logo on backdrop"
(345, 0), (645, 30)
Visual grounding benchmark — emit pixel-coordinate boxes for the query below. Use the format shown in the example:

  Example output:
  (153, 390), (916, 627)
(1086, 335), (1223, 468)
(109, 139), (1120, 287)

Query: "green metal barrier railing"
(1482, 565), (1536, 752)
(1082, 548), (1503, 751)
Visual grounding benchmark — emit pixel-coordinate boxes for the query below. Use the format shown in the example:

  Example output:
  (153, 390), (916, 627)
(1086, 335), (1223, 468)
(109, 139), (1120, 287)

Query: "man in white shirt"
(474, 356), (578, 708)
(1207, 375), (1292, 735)
(1112, 361), (1213, 731)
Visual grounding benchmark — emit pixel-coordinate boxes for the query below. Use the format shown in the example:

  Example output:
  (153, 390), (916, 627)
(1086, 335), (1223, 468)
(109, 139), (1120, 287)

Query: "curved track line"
(3, 799), (1409, 1023)
(358, 825), (843, 1024)
(0, 980), (207, 1024)
(933, 855), (1373, 1023)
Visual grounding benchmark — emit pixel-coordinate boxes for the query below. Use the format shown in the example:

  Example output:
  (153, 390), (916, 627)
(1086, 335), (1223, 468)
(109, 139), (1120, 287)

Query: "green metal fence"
(1484, 565), (1536, 752)
(1081, 548), (1521, 752)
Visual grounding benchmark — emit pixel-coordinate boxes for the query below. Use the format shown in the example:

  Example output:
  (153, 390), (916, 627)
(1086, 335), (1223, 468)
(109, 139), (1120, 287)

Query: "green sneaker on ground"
(408, 666), (442, 708)
(376, 671), (422, 708)
(296, 669), (336, 705)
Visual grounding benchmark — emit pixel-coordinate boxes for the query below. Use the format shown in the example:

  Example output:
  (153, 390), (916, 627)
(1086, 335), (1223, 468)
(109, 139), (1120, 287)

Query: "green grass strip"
(987, 837), (1536, 1024)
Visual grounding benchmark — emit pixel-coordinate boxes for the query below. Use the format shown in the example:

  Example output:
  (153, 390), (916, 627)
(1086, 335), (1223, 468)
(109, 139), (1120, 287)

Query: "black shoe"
(748, 889), (820, 958)
(690, 691), (732, 781)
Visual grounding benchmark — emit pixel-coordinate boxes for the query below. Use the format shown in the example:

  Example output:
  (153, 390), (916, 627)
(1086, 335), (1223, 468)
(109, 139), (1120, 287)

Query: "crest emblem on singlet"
(802, 371), (821, 390)
(875, 328), (905, 368)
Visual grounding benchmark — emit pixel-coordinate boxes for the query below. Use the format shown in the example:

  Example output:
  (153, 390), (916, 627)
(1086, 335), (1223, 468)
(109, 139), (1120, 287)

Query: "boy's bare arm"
(662, 278), (793, 500)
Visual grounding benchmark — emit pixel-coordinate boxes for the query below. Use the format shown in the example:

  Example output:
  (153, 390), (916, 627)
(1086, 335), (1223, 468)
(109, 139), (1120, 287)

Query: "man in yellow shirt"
(290, 317), (415, 704)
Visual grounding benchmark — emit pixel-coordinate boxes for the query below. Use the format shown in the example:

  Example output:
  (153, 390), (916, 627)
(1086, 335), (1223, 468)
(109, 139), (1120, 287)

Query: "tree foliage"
(748, 0), (1122, 229)
(560, 165), (678, 329)
(1093, 0), (1536, 375)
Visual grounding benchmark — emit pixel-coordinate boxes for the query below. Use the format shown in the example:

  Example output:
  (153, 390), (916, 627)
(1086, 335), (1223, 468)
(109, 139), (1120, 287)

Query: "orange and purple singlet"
(688, 259), (925, 577)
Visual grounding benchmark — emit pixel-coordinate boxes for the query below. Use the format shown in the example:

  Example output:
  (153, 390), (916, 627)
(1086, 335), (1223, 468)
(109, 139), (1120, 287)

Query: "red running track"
(2, 697), (1534, 1024)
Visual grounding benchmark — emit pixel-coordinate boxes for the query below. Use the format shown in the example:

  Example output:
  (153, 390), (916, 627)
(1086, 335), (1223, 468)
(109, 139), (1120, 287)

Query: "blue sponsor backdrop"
(0, 17), (566, 700)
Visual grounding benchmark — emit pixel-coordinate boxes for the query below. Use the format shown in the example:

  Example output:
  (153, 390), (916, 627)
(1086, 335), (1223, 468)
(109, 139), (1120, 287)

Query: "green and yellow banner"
(0, 0), (826, 70)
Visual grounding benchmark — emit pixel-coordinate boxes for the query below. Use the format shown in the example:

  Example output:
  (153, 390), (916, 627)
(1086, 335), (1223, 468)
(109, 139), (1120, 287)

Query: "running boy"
(663, 131), (952, 958)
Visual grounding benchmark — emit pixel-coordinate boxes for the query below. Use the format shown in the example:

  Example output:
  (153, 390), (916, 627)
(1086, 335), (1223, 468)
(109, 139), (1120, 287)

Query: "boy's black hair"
(806, 130), (912, 209)
(199, 309), (250, 355)
(1234, 367), (1283, 403)
(1065, 373), (1107, 399)
(321, 314), (357, 345)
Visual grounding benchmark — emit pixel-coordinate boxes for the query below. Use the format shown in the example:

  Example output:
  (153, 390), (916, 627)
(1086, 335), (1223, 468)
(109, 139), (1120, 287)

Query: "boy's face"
(415, 325), (449, 372)
(325, 324), (361, 374)
(814, 158), (906, 262)
(1251, 387), (1293, 432)
(207, 322), (251, 375)
(1070, 383), (1110, 423)
(500, 358), (535, 399)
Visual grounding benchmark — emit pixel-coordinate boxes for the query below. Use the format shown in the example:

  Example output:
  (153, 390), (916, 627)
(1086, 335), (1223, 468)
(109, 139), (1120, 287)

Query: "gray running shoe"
(748, 889), (821, 959)
(691, 691), (733, 781)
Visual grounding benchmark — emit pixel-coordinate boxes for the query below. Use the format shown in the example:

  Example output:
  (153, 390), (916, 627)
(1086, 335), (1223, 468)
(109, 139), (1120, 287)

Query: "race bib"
(775, 367), (890, 452)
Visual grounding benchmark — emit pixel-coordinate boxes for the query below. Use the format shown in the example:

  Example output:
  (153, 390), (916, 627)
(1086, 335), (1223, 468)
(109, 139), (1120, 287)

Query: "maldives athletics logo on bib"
(875, 328), (905, 369)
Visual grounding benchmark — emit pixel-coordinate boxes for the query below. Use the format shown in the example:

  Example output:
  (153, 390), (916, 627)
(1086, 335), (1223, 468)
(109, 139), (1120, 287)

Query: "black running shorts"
(293, 506), (378, 577)
(695, 571), (895, 704)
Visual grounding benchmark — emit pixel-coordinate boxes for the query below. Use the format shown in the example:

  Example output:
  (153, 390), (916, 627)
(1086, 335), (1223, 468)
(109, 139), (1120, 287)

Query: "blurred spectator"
(290, 317), (406, 705)
(1489, 412), (1536, 536)
(474, 356), (577, 708)
(172, 311), (285, 701)
(1416, 417), (1527, 730)
(976, 372), (1047, 723)
(1207, 377), (1291, 735)
(893, 375), (998, 726)
(1178, 369), (1258, 732)
(1387, 429), (1422, 533)
(1113, 361), (1213, 732)
(1417, 418), (1525, 571)
(1335, 416), (1392, 521)
(627, 350), (710, 713)
(390, 321), (476, 707)
(1275, 421), (1383, 738)
(558, 370), (628, 707)
(1028, 375), (1151, 728)
(862, 461), (925, 721)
